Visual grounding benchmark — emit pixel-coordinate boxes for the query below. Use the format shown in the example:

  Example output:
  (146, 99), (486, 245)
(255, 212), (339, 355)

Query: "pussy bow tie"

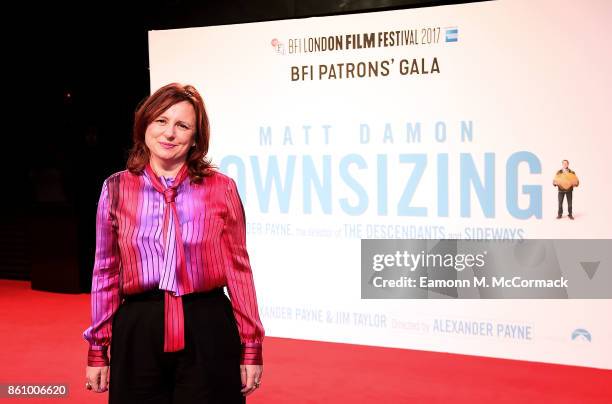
(145, 162), (194, 352)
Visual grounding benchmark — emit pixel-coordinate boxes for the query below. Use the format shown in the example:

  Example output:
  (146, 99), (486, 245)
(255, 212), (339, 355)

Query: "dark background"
(2, 0), (484, 292)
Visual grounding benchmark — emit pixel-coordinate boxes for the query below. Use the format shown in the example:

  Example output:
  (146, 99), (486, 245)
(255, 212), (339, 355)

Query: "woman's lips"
(160, 142), (177, 149)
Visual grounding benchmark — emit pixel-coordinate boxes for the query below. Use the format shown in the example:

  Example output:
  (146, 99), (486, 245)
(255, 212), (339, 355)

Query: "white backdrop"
(149, 0), (612, 369)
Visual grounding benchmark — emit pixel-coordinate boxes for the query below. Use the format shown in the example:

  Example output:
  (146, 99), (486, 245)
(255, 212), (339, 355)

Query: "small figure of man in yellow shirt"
(553, 159), (579, 220)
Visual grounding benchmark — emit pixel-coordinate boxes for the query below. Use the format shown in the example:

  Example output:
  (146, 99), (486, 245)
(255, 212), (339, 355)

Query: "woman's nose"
(162, 125), (176, 138)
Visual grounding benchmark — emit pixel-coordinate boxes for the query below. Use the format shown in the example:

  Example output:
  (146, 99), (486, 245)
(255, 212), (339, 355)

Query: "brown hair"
(127, 82), (215, 182)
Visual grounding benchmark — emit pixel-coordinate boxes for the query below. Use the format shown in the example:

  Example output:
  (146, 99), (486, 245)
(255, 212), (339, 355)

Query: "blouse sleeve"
(222, 177), (265, 365)
(82, 179), (121, 367)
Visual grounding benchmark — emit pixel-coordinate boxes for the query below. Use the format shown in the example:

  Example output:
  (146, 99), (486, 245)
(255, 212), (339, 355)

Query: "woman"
(83, 83), (264, 403)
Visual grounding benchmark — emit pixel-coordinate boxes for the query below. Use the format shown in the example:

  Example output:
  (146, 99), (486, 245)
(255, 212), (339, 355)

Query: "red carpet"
(0, 279), (610, 403)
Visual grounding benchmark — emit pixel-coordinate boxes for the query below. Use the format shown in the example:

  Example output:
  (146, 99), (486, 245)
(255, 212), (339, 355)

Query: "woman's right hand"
(85, 366), (110, 393)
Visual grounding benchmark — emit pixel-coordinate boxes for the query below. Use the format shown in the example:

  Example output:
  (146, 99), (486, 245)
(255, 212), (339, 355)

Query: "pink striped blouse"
(82, 168), (264, 366)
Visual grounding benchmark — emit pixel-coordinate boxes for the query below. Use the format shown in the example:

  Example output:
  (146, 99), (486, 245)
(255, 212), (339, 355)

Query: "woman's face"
(145, 101), (196, 168)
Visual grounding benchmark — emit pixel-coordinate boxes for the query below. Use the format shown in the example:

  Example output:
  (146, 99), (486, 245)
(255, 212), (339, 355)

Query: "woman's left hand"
(240, 364), (263, 396)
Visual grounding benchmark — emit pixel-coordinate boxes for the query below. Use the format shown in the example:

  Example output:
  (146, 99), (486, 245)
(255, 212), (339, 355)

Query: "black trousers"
(108, 287), (245, 404)
(558, 190), (573, 215)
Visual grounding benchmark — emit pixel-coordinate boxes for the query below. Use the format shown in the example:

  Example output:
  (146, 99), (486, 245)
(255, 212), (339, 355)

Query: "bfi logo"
(271, 38), (286, 55)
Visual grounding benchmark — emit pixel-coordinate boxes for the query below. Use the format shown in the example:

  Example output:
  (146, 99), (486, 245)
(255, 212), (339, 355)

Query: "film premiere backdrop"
(148, 0), (611, 369)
